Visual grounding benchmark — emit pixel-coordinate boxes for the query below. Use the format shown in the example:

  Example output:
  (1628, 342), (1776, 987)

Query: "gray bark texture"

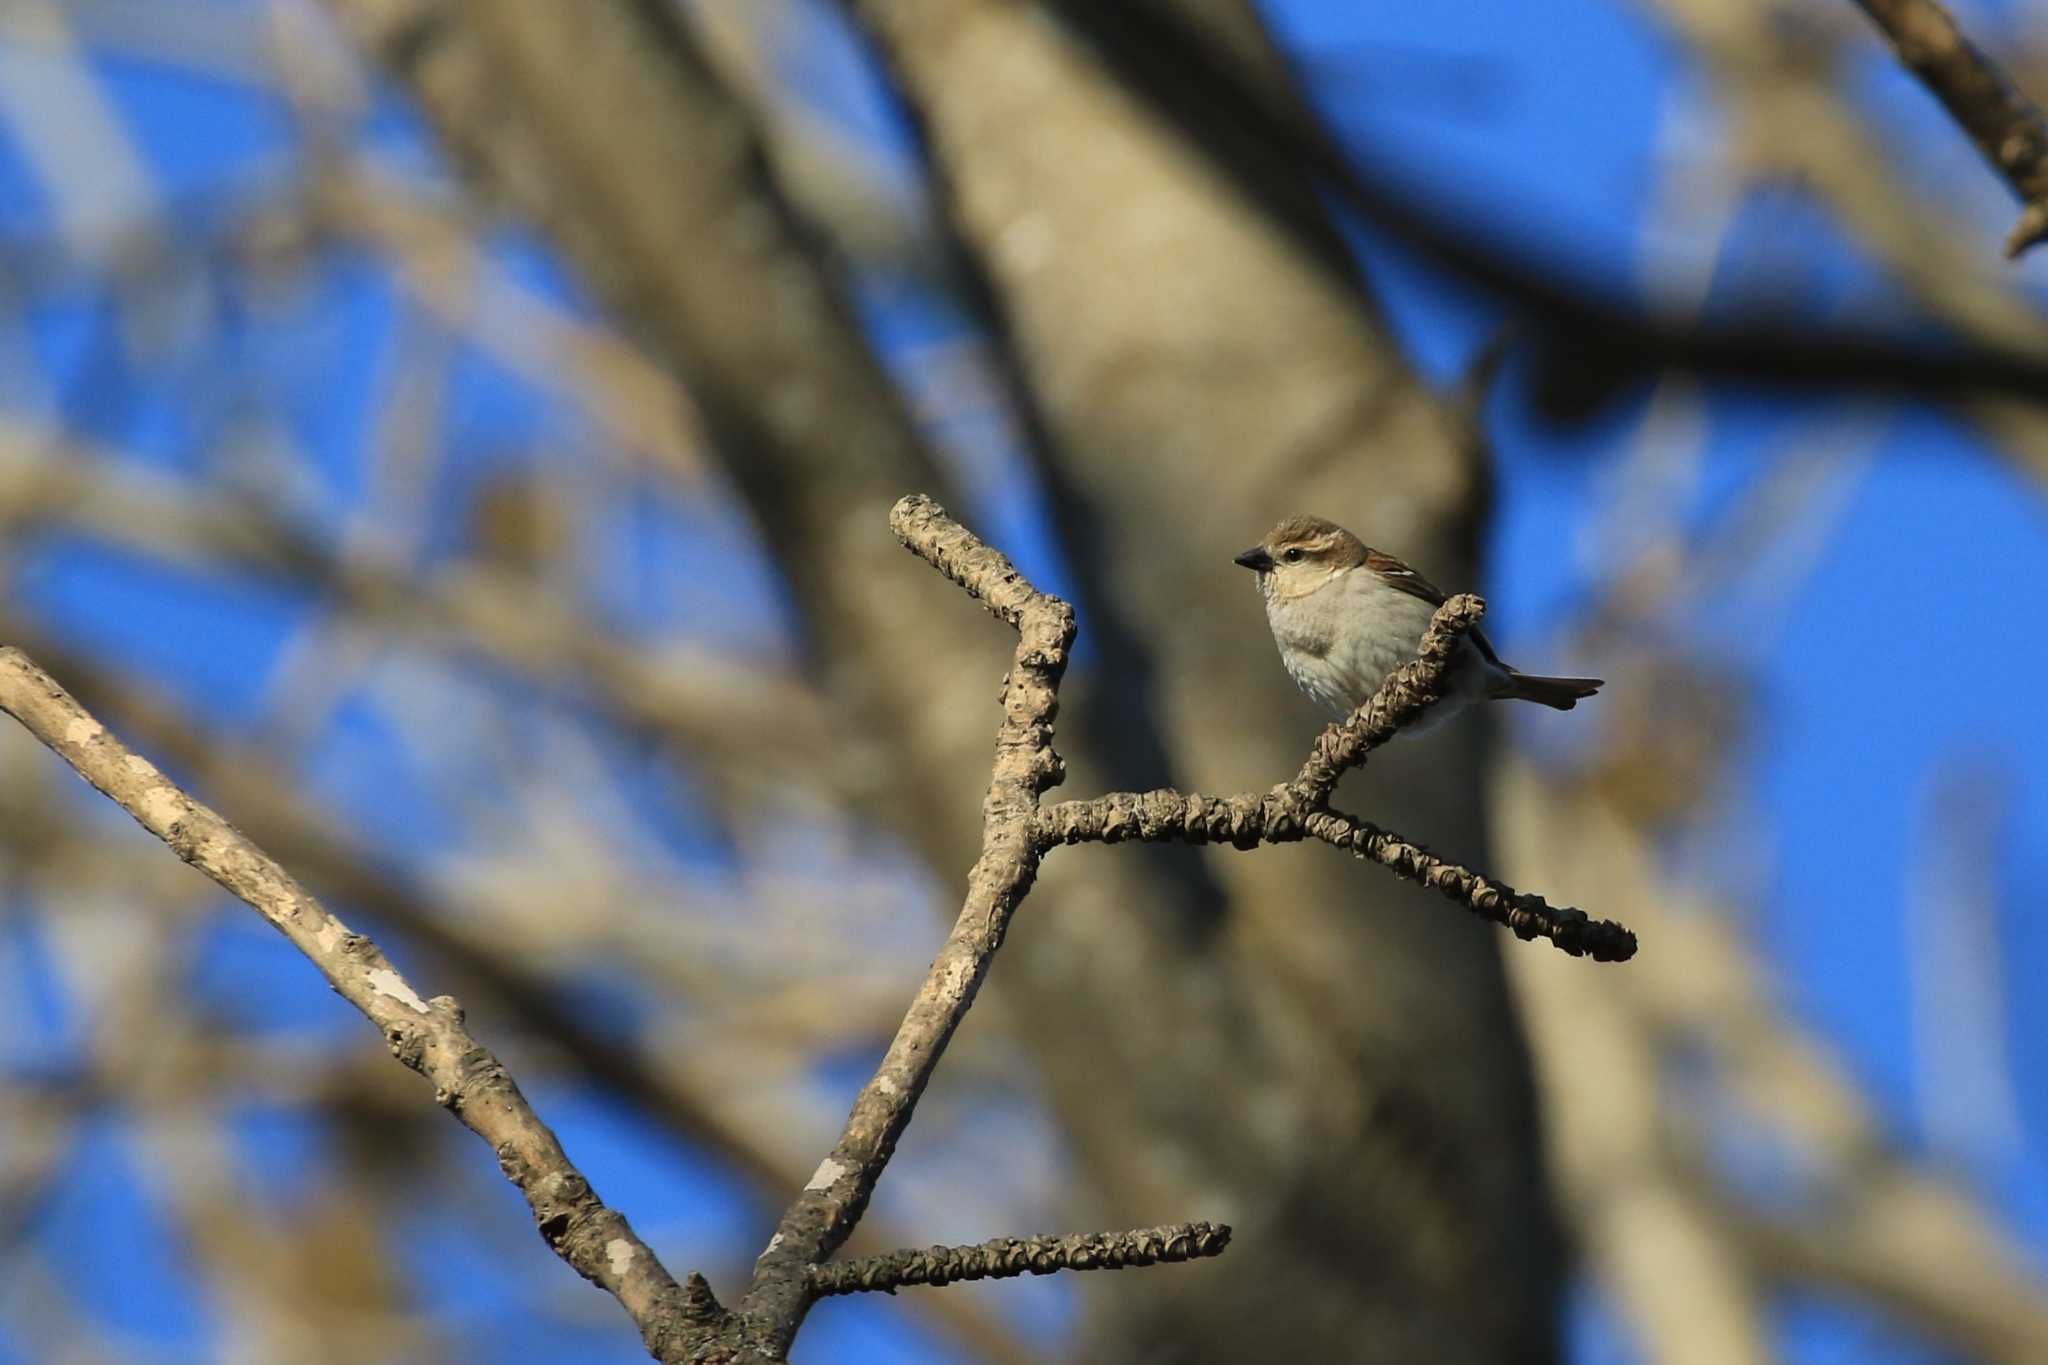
(320, 1), (1561, 1359)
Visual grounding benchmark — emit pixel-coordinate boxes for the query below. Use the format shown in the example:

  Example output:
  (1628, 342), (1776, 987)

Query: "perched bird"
(1234, 514), (1600, 728)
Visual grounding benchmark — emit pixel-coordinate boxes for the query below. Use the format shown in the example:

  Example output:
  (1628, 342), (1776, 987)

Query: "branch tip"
(682, 1272), (726, 1324)
(887, 493), (1070, 645)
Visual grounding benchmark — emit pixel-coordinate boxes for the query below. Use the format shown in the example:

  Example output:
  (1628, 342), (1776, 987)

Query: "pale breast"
(1320, 574), (1437, 709)
(1265, 569), (1490, 721)
(1283, 649), (1357, 715)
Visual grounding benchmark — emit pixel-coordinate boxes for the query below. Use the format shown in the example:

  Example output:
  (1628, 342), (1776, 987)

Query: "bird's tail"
(1496, 672), (1603, 710)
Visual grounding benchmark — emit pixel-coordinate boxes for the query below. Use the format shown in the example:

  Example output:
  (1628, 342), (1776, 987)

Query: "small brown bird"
(1235, 515), (1601, 728)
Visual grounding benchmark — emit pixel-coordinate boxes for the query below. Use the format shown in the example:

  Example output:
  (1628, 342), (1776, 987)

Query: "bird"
(1234, 514), (1600, 729)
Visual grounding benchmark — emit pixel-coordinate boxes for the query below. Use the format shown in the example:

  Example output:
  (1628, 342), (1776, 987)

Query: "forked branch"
(731, 495), (1631, 1355)
(728, 492), (1083, 1355)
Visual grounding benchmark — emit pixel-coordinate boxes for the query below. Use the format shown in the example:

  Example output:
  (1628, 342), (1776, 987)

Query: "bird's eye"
(1283, 548), (1303, 563)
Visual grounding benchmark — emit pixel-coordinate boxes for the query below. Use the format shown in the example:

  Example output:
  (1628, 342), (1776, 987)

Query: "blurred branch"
(1727, 1187), (2048, 1363)
(115, 953), (435, 1361)
(1026, 0), (2048, 413)
(1497, 762), (1781, 1365)
(258, 3), (713, 487)
(11, 0), (275, 85)
(1493, 387), (2048, 1361)
(1846, 0), (2048, 256)
(0, 436), (828, 784)
(1653, 0), (2048, 351)
(315, 0), (1000, 844)
(0, 1254), (122, 1364)
(0, 648), (699, 1362)
(0, 0), (157, 264)
(1500, 761), (2048, 1364)
(311, 165), (712, 486)
(689, 0), (935, 278)
(1644, 0), (2048, 485)
(1620, 847), (2048, 1363)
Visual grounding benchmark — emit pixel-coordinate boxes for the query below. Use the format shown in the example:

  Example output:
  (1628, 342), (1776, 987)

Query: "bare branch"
(732, 494), (1627, 1354)
(734, 493), (1078, 1354)
(1500, 756), (2048, 1363)
(1306, 810), (1636, 961)
(810, 1223), (1232, 1298)
(0, 647), (699, 1362)
(0, 440), (828, 785)
(1847, 0), (2048, 256)
(0, 621), (1033, 1365)
(1036, 595), (1636, 961)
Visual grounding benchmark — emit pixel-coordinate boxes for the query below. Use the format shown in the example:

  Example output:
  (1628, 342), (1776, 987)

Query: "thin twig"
(1035, 597), (1636, 961)
(0, 647), (702, 1361)
(810, 1222), (1232, 1298)
(1306, 810), (1635, 961)
(1847, 0), (2048, 256)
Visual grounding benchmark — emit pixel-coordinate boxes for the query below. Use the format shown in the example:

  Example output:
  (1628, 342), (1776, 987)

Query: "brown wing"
(1364, 547), (1447, 605)
(1364, 547), (1505, 668)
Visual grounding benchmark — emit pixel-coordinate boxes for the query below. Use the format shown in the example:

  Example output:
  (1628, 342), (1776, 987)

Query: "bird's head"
(1234, 515), (1367, 601)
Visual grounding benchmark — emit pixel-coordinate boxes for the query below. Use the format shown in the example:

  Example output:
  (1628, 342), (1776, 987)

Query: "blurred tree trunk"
(322, 1), (1557, 1360)
(847, 5), (1556, 1362)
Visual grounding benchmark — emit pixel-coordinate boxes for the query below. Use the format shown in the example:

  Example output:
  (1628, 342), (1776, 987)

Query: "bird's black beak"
(1234, 546), (1273, 572)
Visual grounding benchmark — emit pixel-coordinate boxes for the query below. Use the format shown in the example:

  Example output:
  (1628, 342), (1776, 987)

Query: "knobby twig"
(1305, 811), (1633, 959)
(810, 1222), (1232, 1297)
(1034, 604), (1638, 962)
(727, 493), (1084, 1357)
(0, 648), (701, 1362)
(1848, 0), (2048, 256)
